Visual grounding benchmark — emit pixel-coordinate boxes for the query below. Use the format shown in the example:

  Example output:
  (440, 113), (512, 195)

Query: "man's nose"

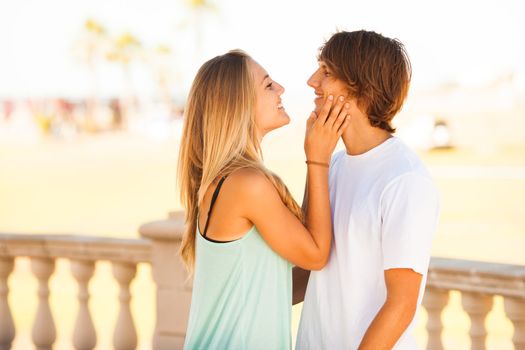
(307, 72), (319, 89)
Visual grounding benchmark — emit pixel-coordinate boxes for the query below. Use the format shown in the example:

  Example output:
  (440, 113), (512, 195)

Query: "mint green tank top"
(183, 225), (292, 349)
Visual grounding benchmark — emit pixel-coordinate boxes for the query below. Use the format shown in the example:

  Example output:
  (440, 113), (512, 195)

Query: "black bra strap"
(202, 176), (227, 237)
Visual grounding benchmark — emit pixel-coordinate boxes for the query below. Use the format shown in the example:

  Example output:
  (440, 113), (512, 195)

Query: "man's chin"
(313, 98), (323, 113)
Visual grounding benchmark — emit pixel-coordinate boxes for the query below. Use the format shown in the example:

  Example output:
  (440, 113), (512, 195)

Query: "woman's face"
(307, 60), (350, 113)
(249, 59), (289, 138)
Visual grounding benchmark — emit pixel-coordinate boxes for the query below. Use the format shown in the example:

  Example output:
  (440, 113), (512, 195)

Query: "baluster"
(71, 259), (96, 350)
(112, 262), (137, 350)
(140, 211), (191, 349)
(504, 296), (525, 350)
(0, 257), (15, 350)
(461, 292), (493, 350)
(422, 287), (449, 350)
(31, 257), (56, 350)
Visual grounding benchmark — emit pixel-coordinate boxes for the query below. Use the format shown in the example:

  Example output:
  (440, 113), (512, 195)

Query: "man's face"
(307, 61), (350, 113)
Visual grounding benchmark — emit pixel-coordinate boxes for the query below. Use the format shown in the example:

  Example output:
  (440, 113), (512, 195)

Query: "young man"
(294, 30), (440, 349)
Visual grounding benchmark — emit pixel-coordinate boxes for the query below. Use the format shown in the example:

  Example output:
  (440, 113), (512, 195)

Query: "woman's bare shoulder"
(227, 167), (278, 200)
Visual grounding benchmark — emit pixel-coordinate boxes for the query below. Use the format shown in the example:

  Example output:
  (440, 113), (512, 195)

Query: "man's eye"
(324, 71), (332, 77)
(266, 82), (273, 88)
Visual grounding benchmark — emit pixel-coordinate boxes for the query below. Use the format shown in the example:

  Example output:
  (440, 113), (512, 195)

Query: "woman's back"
(184, 175), (292, 350)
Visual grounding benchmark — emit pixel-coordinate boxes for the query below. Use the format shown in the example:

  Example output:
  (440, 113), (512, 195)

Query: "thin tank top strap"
(202, 176), (227, 237)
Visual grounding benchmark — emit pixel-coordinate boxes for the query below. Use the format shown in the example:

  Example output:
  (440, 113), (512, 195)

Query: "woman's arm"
(239, 96), (349, 270)
(292, 167), (312, 304)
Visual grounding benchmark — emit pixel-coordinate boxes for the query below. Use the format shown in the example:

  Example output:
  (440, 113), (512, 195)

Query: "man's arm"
(359, 171), (438, 348)
(358, 268), (422, 350)
(292, 266), (310, 305)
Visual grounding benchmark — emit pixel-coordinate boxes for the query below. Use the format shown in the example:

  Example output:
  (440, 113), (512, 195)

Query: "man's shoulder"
(382, 138), (432, 181)
(330, 150), (346, 168)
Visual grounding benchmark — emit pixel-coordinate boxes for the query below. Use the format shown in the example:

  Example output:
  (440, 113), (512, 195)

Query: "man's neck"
(341, 123), (392, 156)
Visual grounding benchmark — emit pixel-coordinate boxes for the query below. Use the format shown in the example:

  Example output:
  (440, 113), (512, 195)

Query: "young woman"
(177, 49), (350, 349)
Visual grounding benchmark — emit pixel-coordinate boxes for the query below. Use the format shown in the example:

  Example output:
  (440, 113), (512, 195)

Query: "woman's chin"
(264, 115), (291, 135)
(279, 114), (291, 127)
(275, 111), (290, 126)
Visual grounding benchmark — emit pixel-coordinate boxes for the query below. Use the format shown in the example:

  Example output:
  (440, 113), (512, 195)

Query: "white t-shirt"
(296, 137), (440, 350)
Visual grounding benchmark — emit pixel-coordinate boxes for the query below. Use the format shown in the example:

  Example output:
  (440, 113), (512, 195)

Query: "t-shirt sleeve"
(380, 172), (440, 275)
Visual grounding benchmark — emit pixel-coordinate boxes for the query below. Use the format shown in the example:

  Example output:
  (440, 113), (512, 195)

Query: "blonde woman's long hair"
(177, 50), (303, 271)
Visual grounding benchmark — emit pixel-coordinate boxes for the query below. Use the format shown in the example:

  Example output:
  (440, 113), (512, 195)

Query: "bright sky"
(0, 0), (524, 99)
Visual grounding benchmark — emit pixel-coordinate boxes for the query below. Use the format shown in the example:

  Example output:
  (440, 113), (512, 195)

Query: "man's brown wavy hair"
(319, 30), (412, 133)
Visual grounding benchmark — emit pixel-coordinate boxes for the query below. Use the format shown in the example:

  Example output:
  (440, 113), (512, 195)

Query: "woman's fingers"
(326, 96), (345, 127)
(306, 111), (317, 130)
(333, 103), (350, 130)
(317, 95), (334, 125)
(305, 97), (351, 161)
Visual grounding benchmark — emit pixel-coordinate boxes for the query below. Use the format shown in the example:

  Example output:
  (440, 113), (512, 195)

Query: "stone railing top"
(0, 233), (151, 264)
(139, 210), (185, 241)
(428, 257), (525, 298)
(2, 224), (524, 299)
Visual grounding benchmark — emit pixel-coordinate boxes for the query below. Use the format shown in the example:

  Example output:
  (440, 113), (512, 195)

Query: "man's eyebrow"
(320, 62), (333, 72)
(261, 74), (269, 84)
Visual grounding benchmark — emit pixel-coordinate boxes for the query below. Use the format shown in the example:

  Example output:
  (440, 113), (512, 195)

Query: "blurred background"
(1, 0), (524, 349)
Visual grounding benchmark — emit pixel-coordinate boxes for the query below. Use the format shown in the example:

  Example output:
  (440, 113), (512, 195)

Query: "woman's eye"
(324, 71), (332, 77)
(266, 82), (273, 89)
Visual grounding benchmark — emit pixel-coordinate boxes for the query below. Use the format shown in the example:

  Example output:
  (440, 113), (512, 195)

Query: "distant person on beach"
(178, 49), (351, 349)
(3, 100), (14, 122)
(293, 30), (440, 349)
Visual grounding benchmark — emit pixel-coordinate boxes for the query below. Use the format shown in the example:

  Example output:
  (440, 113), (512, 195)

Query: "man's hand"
(293, 266), (311, 305)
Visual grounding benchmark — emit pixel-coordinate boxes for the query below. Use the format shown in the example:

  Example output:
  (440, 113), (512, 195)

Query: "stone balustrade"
(0, 211), (189, 350)
(0, 233), (151, 350)
(1, 213), (524, 350)
(424, 258), (525, 350)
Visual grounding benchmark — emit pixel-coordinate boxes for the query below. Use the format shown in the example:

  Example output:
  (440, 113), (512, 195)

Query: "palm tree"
(148, 45), (179, 117)
(181, 0), (219, 60)
(72, 19), (111, 132)
(105, 32), (143, 128)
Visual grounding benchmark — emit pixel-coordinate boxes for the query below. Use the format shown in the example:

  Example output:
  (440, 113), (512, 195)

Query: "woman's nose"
(277, 82), (285, 95)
